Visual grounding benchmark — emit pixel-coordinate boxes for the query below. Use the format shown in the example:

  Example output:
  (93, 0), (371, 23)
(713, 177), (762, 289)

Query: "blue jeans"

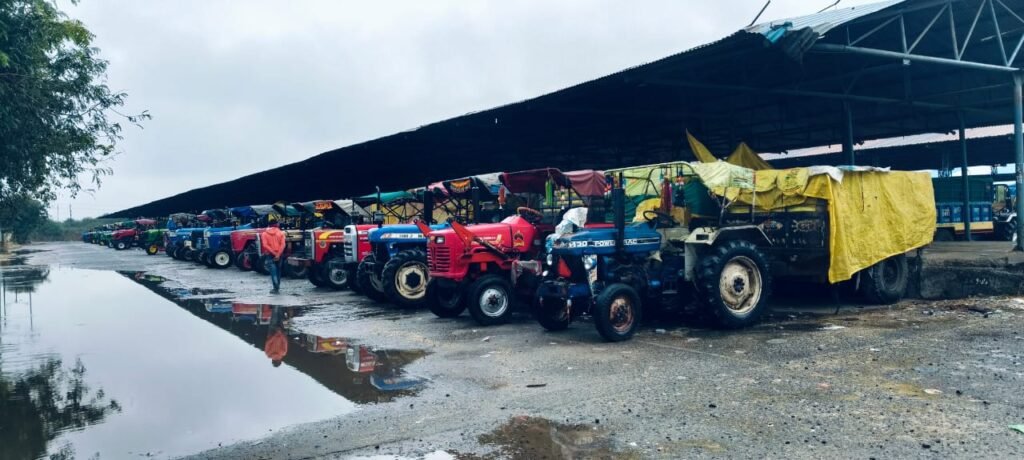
(268, 256), (282, 291)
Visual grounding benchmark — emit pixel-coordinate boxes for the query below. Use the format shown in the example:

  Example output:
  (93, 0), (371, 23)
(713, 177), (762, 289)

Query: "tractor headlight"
(434, 236), (445, 244)
(583, 255), (598, 271)
(546, 254), (554, 266)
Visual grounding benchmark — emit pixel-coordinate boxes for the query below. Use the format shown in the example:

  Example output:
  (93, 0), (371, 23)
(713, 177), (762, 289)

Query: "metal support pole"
(1015, 74), (1024, 250)
(959, 113), (972, 241)
(843, 102), (855, 165)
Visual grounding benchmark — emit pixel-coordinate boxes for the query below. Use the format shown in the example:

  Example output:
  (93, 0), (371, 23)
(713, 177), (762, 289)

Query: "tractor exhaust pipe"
(375, 186), (384, 228)
(422, 188), (434, 225)
(613, 172), (625, 253)
(471, 183), (481, 224)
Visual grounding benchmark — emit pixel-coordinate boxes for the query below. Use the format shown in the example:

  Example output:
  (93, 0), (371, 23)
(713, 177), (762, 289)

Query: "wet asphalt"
(15, 242), (1024, 459)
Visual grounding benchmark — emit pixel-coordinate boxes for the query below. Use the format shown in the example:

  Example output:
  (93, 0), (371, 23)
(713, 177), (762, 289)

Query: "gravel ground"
(20, 242), (1024, 459)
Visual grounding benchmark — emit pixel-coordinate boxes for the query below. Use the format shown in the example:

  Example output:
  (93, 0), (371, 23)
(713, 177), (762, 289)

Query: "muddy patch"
(457, 416), (639, 460)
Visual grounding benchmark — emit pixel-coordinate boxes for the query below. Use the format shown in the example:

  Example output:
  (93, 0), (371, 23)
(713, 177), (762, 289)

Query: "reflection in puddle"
(127, 272), (430, 405)
(0, 358), (121, 460)
(468, 416), (639, 460)
(0, 263), (427, 458)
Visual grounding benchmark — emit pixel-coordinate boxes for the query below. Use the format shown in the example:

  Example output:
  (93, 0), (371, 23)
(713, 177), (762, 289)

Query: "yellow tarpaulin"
(686, 132), (773, 170)
(686, 131), (718, 163)
(803, 171), (935, 283)
(694, 166), (935, 283)
(610, 154), (935, 282)
(726, 142), (773, 170)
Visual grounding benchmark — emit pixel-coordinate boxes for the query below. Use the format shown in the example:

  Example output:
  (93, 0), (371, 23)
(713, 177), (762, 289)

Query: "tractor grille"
(428, 246), (451, 272)
(304, 231), (314, 259)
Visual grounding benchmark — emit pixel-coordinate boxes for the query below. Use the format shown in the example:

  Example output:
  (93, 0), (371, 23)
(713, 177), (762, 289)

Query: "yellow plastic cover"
(696, 165), (935, 283)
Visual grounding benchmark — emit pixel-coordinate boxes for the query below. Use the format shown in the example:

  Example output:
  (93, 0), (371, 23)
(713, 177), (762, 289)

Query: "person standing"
(262, 217), (287, 293)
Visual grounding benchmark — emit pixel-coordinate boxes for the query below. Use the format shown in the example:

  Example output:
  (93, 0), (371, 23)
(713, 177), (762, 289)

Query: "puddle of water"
(0, 265), (426, 459)
(464, 416), (639, 460)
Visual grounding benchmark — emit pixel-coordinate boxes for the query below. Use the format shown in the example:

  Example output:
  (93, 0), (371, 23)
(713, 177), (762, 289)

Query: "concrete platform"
(913, 242), (1024, 299)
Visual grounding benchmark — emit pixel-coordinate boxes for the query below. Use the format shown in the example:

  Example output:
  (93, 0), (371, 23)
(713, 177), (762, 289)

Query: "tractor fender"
(684, 226), (772, 281)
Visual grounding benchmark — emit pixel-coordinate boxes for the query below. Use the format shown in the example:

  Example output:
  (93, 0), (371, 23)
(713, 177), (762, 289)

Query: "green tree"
(0, 0), (149, 206)
(0, 195), (48, 243)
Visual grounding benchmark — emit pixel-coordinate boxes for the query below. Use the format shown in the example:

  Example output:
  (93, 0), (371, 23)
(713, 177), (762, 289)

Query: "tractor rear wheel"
(211, 250), (233, 269)
(146, 244), (159, 256)
(346, 266), (361, 294)
(322, 256), (352, 290)
(467, 274), (515, 326)
(534, 294), (571, 332)
(382, 249), (430, 308)
(695, 240), (772, 329)
(285, 259), (308, 279)
(307, 265), (328, 287)
(356, 255), (388, 302)
(594, 283), (641, 341)
(860, 254), (909, 305)
(428, 280), (466, 318)
(255, 253), (271, 275)
(999, 218), (1018, 242)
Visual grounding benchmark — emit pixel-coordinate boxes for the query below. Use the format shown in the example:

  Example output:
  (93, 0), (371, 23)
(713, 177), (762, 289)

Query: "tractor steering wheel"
(516, 207), (545, 224)
(642, 210), (678, 229)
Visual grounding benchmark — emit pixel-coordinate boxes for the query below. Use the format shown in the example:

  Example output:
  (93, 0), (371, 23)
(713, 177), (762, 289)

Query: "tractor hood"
(205, 223), (253, 235)
(369, 223), (448, 243)
(548, 224), (661, 256)
(429, 216), (536, 252)
(111, 229), (136, 238)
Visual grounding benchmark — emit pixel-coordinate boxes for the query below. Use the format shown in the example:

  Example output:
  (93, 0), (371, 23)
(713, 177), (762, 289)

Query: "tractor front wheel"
(467, 275), (514, 326)
(594, 283), (641, 341)
(115, 240), (128, 250)
(356, 255), (388, 302)
(381, 249), (430, 308)
(428, 280), (466, 318)
(322, 256), (352, 290)
(211, 250), (233, 269)
(534, 294), (571, 332)
(695, 240), (772, 329)
(146, 244), (160, 256)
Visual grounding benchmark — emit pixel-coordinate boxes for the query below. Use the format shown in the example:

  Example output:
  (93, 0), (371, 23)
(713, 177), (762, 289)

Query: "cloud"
(57, 0), (878, 217)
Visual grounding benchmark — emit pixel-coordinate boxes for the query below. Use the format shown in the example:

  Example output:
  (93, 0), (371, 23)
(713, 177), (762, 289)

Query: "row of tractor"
(83, 159), (937, 342)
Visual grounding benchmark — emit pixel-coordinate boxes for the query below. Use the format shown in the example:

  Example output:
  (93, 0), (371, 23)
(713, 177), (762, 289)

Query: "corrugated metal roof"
(109, 0), (1024, 218)
(746, 0), (904, 37)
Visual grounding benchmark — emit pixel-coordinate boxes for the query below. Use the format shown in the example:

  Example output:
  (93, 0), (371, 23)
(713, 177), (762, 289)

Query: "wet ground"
(3, 243), (1024, 459)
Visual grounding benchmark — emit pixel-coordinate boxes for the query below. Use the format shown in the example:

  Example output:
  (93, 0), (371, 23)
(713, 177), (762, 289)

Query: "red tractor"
(228, 205), (284, 271)
(111, 218), (157, 250)
(285, 199), (372, 289)
(424, 168), (608, 325)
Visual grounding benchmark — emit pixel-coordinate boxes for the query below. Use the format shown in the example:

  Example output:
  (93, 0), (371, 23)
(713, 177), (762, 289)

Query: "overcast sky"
(56, 0), (880, 219)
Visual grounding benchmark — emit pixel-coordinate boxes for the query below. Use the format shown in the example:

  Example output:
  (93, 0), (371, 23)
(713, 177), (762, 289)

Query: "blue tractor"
(193, 205), (271, 269)
(166, 212), (210, 261)
(357, 174), (504, 308)
(190, 209), (254, 267)
(534, 162), (776, 341)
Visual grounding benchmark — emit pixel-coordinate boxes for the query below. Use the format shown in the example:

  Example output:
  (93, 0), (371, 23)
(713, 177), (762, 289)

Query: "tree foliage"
(0, 194), (47, 243)
(0, 0), (149, 205)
